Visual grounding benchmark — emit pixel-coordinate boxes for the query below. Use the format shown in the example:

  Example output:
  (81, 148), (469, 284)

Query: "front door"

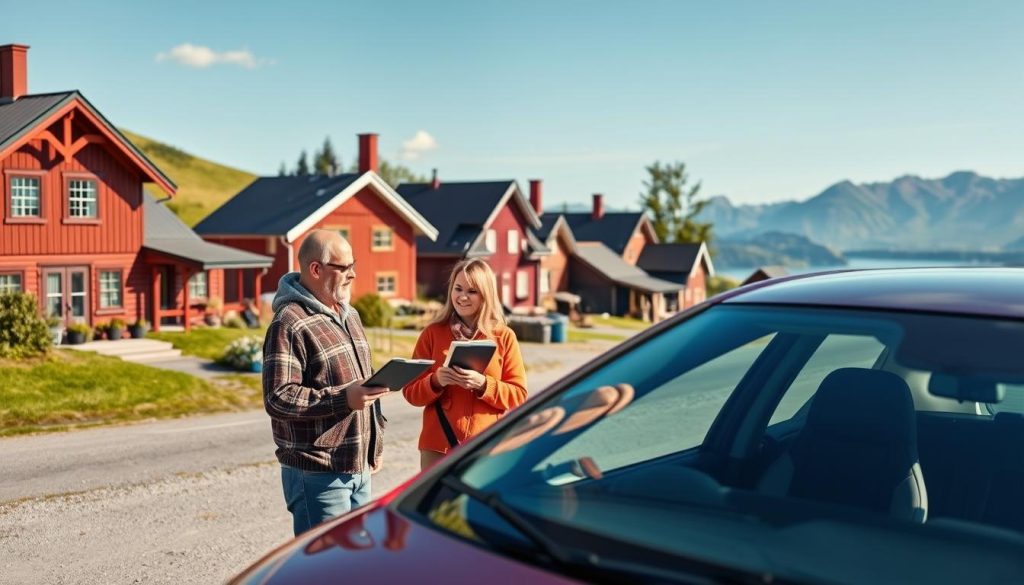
(42, 266), (89, 326)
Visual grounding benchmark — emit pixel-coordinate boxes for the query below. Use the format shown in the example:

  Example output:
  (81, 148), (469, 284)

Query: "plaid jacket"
(262, 274), (384, 473)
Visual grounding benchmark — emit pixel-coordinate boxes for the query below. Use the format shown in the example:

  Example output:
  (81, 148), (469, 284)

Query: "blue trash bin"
(548, 313), (568, 343)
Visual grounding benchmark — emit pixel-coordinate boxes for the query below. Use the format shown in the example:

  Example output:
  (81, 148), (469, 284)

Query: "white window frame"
(540, 268), (551, 294)
(10, 176), (41, 217)
(68, 178), (98, 218)
(99, 270), (123, 308)
(0, 273), (23, 294)
(376, 273), (397, 297)
(507, 230), (519, 254)
(485, 229), (497, 253)
(516, 270), (529, 300)
(372, 226), (393, 251)
(188, 271), (209, 299)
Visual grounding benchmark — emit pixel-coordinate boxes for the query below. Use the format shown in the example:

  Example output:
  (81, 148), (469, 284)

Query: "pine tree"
(278, 162), (287, 176)
(296, 150), (310, 176)
(313, 136), (340, 176)
(639, 161), (713, 246)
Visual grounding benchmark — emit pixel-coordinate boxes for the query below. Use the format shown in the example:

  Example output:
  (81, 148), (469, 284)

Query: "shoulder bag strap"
(433, 400), (459, 448)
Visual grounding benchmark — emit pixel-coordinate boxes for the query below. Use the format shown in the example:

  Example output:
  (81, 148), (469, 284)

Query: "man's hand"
(435, 366), (486, 393)
(346, 384), (390, 410)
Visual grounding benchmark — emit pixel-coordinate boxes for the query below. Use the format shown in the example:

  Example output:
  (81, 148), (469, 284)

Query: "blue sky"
(5, 0), (1024, 209)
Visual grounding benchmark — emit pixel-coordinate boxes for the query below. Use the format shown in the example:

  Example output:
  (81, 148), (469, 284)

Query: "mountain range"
(698, 172), (1024, 251)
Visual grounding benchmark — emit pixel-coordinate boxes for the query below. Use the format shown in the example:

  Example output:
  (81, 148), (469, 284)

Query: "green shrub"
(223, 316), (245, 329)
(0, 293), (51, 358)
(352, 293), (394, 328)
(68, 322), (94, 342)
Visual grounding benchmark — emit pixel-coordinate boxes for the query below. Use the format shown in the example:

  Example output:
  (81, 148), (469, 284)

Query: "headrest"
(805, 368), (916, 444)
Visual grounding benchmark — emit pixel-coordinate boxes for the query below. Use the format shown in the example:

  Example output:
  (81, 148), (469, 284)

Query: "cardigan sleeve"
(476, 327), (528, 412)
(402, 327), (444, 407)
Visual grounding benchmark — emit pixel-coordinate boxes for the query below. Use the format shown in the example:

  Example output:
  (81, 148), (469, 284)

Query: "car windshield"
(410, 305), (1024, 584)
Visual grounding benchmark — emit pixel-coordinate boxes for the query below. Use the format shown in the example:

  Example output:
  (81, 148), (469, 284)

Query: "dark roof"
(536, 213), (562, 241)
(0, 91), (175, 192)
(397, 181), (514, 255)
(561, 212), (646, 255)
(144, 193), (273, 269)
(574, 243), (682, 293)
(637, 243), (704, 274)
(524, 229), (550, 257)
(723, 268), (1024, 319)
(194, 174), (360, 236)
(741, 266), (788, 285)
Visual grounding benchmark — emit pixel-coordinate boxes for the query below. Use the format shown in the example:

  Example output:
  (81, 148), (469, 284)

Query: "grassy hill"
(121, 130), (257, 227)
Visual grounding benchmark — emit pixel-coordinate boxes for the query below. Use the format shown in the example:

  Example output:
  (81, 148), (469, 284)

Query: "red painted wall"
(481, 202), (539, 308)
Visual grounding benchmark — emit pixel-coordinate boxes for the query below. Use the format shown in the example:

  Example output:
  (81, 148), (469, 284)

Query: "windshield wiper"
(439, 475), (578, 565)
(437, 475), (777, 585)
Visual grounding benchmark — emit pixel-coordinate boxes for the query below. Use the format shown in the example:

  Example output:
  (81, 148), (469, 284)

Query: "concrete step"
(123, 349), (184, 363)
(69, 339), (175, 356)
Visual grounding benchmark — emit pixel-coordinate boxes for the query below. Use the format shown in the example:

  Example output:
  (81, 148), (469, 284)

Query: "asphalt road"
(0, 339), (614, 585)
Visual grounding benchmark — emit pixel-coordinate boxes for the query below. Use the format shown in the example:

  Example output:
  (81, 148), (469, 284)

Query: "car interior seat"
(758, 367), (928, 522)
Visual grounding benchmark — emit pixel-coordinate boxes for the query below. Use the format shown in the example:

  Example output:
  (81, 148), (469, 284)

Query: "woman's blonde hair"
(430, 258), (506, 338)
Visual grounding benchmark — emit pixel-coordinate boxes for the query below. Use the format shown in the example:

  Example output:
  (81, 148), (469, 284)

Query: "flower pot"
(129, 325), (148, 339)
(49, 326), (64, 346)
(67, 330), (86, 345)
(107, 328), (123, 341)
(249, 360), (263, 373)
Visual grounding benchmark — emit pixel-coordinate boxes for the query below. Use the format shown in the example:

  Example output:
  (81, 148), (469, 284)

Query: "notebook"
(442, 339), (498, 373)
(363, 358), (435, 391)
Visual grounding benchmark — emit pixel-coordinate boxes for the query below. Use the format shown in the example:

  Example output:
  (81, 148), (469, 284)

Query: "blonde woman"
(403, 259), (528, 470)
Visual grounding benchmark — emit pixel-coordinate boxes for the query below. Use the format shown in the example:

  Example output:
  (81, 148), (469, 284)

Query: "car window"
(533, 335), (775, 477)
(769, 334), (887, 425)
(988, 383), (1024, 415)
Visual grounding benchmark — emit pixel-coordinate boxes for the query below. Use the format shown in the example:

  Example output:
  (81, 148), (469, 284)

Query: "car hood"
(231, 503), (581, 584)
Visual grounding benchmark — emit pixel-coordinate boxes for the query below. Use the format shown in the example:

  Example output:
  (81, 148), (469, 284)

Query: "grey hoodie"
(272, 272), (353, 329)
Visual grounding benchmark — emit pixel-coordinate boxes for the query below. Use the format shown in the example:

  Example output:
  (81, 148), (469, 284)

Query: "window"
(376, 273), (397, 296)
(485, 229), (497, 253)
(0, 273), (22, 294)
(338, 228), (351, 241)
(540, 268), (551, 294)
(507, 230), (519, 254)
(372, 227), (393, 251)
(188, 272), (208, 299)
(68, 178), (98, 218)
(10, 176), (41, 217)
(99, 270), (123, 308)
(516, 270), (529, 300)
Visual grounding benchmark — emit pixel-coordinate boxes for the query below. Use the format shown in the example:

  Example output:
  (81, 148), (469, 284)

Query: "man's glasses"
(320, 260), (356, 274)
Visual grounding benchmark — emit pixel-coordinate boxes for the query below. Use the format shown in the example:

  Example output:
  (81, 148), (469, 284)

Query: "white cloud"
(398, 130), (439, 161)
(156, 43), (272, 69)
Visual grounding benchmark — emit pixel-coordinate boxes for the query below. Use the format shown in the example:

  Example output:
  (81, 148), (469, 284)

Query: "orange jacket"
(403, 322), (528, 453)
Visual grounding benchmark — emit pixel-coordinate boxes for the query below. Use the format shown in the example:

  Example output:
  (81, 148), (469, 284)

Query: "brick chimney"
(529, 179), (543, 215)
(592, 193), (604, 220)
(431, 168), (440, 189)
(357, 133), (378, 174)
(0, 44), (29, 102)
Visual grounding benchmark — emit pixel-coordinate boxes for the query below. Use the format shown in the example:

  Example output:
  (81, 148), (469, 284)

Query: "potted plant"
(67, 322), (93, 345)
(46, 316), (64, 346)
(93, 321), (109, 341)
(222, 335), (264, 372)
(107, 318), (126, 341)
(205, 296), (223, 327)
(128, 318), (148, 339)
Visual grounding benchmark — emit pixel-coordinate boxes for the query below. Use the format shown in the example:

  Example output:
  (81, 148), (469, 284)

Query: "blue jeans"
(281, 466), (372, 536)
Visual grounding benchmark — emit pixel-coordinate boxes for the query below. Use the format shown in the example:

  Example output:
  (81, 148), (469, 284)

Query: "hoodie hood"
(272, 272), (352, 327)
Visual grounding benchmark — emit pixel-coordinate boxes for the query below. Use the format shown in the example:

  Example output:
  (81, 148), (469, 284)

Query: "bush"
(352, 293), (394, 328)
(0, 293), (51, 358)
(109, 318), (126, 331)
(223, 316), (245, 329)
(67, 322), (94, 343)
(221, 335), (263, 371)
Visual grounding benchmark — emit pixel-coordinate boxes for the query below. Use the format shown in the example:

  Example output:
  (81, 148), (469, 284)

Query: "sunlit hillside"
(121, 130), (257, 227)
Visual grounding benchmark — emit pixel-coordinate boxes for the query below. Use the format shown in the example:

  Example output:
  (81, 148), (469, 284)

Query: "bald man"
(263, 229), (389, 535)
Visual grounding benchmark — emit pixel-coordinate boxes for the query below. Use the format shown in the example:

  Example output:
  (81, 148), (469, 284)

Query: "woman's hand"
(435, 366), (486, 393)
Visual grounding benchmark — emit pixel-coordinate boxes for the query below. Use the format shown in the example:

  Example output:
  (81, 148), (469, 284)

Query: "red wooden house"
(195, 134), (438, 304)
(397, 174), (548, 309)
(0, 44), (272, 332)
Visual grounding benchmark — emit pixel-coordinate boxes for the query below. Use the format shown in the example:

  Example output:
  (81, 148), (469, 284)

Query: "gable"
(0, 92), (175, 194)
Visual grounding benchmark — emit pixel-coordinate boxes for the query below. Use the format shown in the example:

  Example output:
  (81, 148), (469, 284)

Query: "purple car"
(232, 268), (1024, 584)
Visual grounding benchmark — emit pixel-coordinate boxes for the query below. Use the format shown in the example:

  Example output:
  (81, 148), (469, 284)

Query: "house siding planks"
(482, 202), (537, 308)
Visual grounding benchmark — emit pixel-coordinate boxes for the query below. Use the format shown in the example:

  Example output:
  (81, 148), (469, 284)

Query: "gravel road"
(0, 340), (614, 584)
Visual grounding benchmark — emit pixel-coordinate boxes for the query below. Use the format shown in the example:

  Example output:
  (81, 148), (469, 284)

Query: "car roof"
(720, 267), (1024, 320)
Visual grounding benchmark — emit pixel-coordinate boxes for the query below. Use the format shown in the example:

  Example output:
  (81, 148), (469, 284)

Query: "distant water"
(716, 256), (1004, 282)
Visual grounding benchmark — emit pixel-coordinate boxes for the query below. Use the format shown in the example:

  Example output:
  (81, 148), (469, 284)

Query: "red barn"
(195, 134), (438, 305)
(397, 174), (548, 309)
(0, 43), (271, 332)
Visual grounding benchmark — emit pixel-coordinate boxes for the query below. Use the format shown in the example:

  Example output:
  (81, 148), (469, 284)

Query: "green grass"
(147, 327), (268, 362)
(589, 315), (651, 330)
(121, 129), (257, 227)
(567, 328), (628, 343)
(0, 351), (262, 436)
